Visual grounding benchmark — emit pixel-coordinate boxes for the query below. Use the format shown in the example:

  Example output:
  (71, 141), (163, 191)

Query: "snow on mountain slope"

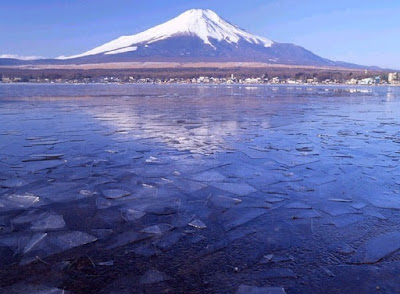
(58, 9), (274, 59)
(104, 46), (138, 55)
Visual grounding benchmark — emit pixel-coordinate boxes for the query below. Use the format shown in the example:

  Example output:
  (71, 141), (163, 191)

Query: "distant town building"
(271, 77), (280, 84)
(1, 77), (11, 83)
(388, 72), (399, 84)
(359, 78), (374, 85)
(306, 78), (317, 84)
(244, 78), (260, 84)
(346, 78), (358, 85)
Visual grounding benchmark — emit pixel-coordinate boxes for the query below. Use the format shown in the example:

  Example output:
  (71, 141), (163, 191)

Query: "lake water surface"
(1, 84), (400, 293)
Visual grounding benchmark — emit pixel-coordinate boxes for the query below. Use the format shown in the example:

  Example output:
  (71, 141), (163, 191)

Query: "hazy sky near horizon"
(1, 0), (399, 68)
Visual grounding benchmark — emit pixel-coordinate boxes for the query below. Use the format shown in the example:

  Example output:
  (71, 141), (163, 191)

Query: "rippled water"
(1, 84), (400, 293)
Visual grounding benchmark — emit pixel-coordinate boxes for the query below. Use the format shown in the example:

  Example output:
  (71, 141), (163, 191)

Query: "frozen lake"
(1, 84), (400, 293)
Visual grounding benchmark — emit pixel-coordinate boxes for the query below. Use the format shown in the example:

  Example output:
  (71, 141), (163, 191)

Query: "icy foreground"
(1, 84), (400, 293)
(59, 9), (274, 59)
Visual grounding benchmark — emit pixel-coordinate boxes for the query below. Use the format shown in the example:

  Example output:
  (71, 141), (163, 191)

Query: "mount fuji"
(60, 9), (274, 60)
(55, 9), (337, 66)
(0, 9), (371, 68)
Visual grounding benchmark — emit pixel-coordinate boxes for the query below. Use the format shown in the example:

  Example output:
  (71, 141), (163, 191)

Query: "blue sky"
(1, 0), (399, 68)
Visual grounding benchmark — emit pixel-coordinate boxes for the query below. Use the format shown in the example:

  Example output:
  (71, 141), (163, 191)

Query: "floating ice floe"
(102, 189), (131, 199)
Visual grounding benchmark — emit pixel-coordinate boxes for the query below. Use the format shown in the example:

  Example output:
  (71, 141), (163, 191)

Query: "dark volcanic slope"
(60, 36), (336, 67)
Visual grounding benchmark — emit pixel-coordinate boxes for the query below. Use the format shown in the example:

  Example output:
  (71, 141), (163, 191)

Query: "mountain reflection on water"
(1, 84), (400, 294)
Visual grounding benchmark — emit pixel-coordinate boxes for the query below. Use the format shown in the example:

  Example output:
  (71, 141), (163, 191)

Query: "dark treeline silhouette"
(0, 66), (386, 82)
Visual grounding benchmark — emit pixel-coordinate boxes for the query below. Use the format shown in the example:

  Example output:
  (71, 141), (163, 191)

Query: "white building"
(388, 72), (399, 84)
(359, 78), (374, 85)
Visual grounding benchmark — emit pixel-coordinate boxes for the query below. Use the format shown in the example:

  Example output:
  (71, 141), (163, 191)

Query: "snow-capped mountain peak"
(59, 9), (274, 59)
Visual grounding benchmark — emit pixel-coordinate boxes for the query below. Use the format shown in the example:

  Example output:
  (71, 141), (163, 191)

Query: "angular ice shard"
(106, 231), (151, 249)
(23, 231), (97, 263)
(173, 178), (208, 193)
(121, 208), (146, 222)
(332, 214), (363, 228)
(368, 196), (400, 210)
(223, 208), (266, 231)
(139, 269), (171, 284)
(12, 210), (66, 231)
(50, 231), (97, 250)
(318, 202), (359, 216)
(134, 245), (158, 257)
(141, 225), (163, 234)
(23, 233), (47, 254)
(1, 193), (39, 210)
(188, 219), (207, 229)
(141, 224), (174, 235)
(210, 195), (242, 209)
(12, 209), (46, 225)
(349, 232), (400, 264)
(31, 213), (66, 231)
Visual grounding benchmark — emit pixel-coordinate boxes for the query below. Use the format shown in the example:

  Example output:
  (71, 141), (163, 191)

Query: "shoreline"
(1, 81), (399, 86)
